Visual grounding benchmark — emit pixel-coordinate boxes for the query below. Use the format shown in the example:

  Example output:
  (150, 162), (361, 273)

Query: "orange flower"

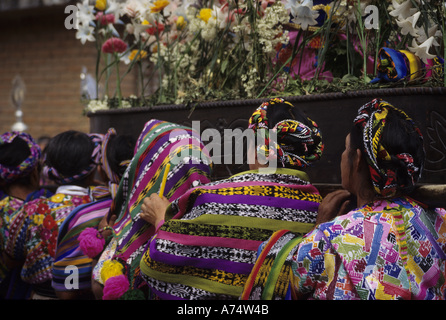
(95, 0), (107, 11)
(129, 49), (148, 61)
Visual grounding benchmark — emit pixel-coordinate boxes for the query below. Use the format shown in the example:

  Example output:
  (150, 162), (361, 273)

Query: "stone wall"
(0, 4), (137, 140)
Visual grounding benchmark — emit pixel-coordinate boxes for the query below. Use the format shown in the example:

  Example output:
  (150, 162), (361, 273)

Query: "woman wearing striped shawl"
(139, 98), (325, 300)
(91, 119), (213, 300)
(51, 128), (135, 299)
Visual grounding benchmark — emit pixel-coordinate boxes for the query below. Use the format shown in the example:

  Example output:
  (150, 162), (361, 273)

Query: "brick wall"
(0, 5), (137, 141)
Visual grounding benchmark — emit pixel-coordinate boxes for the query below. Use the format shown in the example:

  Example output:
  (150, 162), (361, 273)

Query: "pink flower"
(78, 227), (105, 258)
(102, 37), (127, 54)
(102, 275), (130, 300)
(96, 12), (115, 25)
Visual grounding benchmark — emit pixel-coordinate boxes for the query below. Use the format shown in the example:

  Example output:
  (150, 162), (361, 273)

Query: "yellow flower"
(176, 16), (187, 30)
(150, 0), (170, 13)
(100, 260), (124, 284)
(95, 0), (107, 11)
(50, 194), (65, 203)
(33, 214), (44, 225)
(198, 8), (213, 23)
(129, 49), (148, 61)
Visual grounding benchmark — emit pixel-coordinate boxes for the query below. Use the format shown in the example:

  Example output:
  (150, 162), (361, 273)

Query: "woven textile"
(243, 197), (446, 300)
(241, 230), (303, 300)
(93, 120), (213, 295)
(5, 191), (92, 284)
(353, 99), (424, 198)
(248, 98), (324, 168)
(0, 189), (52, 298)
(51, 198), (112, 291)
(140, 168), (320, 300)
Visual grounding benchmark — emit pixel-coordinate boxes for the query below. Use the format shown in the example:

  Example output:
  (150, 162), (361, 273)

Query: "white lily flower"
(105, 0), (122, 17)
(76, 25), (95, 44)
(284, 0), (299, 13)
(123, 0), (146, 19)
(396, 11), (420, 37)
(289, 0), (319, 30)
(416, 25), (442, 47)
(76, 0), (95, 27)
(389, 0), (413, 20)
(409, 37), (436, 63)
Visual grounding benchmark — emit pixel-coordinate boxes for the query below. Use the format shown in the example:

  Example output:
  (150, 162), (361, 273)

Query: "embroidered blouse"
(5, 186), (93, 284)
(291, 197), (446, 300)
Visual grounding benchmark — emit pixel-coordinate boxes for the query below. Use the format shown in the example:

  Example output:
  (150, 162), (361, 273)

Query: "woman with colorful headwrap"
(5, 130), (104, 299)
(51, 128), (135, 299)
(242, 98), (446, 300)
(0, 132), (53, 299)
(139, 97), (324, 300)
(90, 119), (213, 300)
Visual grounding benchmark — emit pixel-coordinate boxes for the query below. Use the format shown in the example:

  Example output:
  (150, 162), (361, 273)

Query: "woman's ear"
(354, 148), (363, 173)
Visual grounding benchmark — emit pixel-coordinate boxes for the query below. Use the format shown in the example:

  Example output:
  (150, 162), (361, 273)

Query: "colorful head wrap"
(43, 133), (103, 185)
(0, 132), (41, 184)
(354, 98), (424, 198)
(248, 97), (324, 168)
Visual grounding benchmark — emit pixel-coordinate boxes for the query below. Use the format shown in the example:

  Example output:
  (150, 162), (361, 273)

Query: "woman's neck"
(5, 184), (37, 201)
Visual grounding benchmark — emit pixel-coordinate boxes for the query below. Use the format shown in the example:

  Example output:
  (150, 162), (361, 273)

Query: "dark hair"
(350, 107), (425, 195)
(0, 137), (31, 168)
(266, 102), (323, 166)
(44, 130), (94, 180)
(106, 134), (136, 177)
(0, 136), (37, 186)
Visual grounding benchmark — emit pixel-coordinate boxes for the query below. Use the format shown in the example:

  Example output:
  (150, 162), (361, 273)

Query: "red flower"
(48, 242), (56, 257)
(43, 215), (56, 230)
(36, 202), (49, 215)
(96, 12), (115, 26)
(102, 37), (127, 54)
(146, 22), (165, 36)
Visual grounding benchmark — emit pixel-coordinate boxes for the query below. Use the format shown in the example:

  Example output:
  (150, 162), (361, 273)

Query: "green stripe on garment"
(140, 258), (244, 298)
(261, 235), (303, 300)
(181, 214), (314, 235)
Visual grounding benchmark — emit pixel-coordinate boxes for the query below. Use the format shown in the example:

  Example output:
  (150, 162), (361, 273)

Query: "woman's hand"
(140, 193), (170, 227)
(97, 212), (117, 240)
(316, 189), (353, 226)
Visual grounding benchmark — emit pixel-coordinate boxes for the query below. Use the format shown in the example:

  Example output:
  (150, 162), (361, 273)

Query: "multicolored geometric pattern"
(5, 192), (92, 284)
(93, 119), (213, 294)
(354, 99), (423, 198)
(244, 197), (446, 300)
(248, 98), (324, 168)
(51, 198), (112, 291)
(140, 168), (320, 300)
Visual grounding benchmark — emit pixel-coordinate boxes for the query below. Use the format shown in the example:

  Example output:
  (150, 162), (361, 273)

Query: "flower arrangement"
(74, 0), (445, 112)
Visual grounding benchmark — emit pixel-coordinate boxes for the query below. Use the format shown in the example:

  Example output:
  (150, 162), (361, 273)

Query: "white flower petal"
(389, 0), (413, 20)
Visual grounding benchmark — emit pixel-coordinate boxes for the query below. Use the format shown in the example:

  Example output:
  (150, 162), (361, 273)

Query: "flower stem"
(114, 53), (122, 107)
